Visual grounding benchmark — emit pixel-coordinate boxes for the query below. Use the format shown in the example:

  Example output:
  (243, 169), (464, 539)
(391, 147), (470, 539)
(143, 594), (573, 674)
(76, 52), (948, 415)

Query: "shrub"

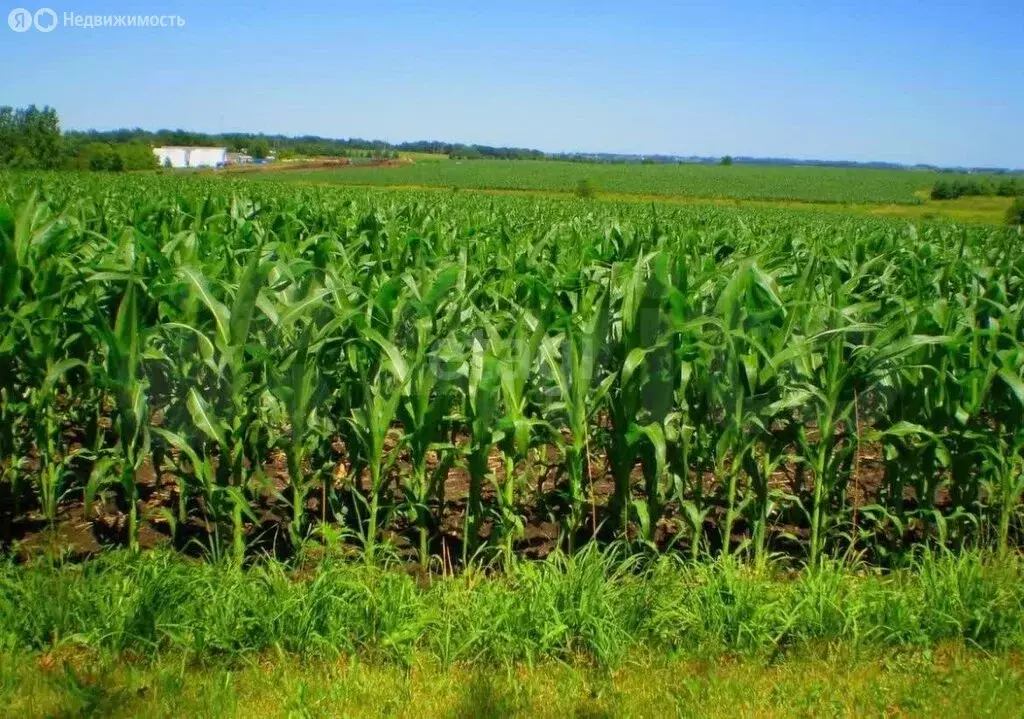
(956, 179), (984, 197)
(930, 181), (957, 200)
(575, 178), (597, 199)
(932, 177), (1013, 201)
(996, 178), (1021, 197)
(81, 142), (119, 171)
(1006, 197), (1024, 226)
(118, 143), (158, 171)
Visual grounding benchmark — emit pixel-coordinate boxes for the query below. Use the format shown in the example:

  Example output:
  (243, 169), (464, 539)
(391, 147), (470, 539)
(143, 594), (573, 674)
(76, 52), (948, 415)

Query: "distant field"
(231, 161), (1014, 224)
(239, 158), (952, 204)
(397, 151), (449, 162)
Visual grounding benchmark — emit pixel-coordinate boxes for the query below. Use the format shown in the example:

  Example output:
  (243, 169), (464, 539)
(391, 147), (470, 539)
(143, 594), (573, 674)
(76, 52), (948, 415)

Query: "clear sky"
(3, 0), (1022, 167)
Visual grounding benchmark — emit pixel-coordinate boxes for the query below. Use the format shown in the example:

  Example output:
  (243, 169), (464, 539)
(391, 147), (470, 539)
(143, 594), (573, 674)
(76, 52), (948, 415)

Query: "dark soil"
(1, 422), (966, 567)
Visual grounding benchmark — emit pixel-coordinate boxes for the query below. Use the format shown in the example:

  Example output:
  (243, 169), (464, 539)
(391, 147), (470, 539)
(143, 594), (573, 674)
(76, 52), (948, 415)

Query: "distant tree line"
(1, 105), (546, 169)
(0, 105), (157, 172)
(931, 177), (1023, 200)
(4, 104), (1023, 175)
(66, 129), (398, 159)
(64, 129), (545, 161)
(363, 139), (543, 159)
(69, 143), (157, 171)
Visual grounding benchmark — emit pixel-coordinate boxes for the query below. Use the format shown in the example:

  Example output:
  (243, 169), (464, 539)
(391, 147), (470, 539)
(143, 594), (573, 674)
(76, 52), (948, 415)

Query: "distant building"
(153, 146), (227, 168)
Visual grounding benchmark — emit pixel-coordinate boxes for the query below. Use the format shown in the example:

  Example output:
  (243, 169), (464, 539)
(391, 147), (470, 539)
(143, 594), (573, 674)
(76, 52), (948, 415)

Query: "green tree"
(78, 142), (151, 172)
(1007, 197), (1024, 226)
(0, 105), (63, 169)
(250, 138), (270, 160)
(80, 143), (118, 171)
(0, 107), (16, 166)
(931, 181), (957, 200)
(996, 178), (1021, 197)
(117, 143), (158, 171)
(720, 155), (733, 166)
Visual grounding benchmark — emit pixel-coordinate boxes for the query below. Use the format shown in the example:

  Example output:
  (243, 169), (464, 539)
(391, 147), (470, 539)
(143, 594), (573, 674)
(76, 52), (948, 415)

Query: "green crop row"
(1, 172), (1022, 567)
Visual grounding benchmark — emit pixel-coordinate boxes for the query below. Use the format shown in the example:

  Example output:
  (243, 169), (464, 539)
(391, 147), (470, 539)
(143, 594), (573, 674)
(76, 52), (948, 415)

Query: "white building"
(153, 146), (228, 169)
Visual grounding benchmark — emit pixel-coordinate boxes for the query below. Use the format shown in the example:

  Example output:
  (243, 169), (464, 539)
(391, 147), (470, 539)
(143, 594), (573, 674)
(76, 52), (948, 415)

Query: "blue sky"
(3, 1), (1022, 167)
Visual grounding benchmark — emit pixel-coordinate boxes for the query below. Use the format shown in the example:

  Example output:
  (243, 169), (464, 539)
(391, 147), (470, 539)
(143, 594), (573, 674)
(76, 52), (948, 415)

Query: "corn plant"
(541, 286), (613, 551)
(459, 330), (503, 559)
(0, 195), (88, 528)
(493, 315), (547, 561)
(91, 264), (153, 551)
(346, 330), (408, 563)
(160, 241), (273, 560)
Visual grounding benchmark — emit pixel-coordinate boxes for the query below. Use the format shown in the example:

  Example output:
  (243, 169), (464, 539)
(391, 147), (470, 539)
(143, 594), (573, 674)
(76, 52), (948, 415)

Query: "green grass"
(238, 158), (949, 204)
(1, 547), (1022, 716)
(5, 645), (1022, 718)
(896, 193), (1020, 224)
(2, 548), (1022, 662)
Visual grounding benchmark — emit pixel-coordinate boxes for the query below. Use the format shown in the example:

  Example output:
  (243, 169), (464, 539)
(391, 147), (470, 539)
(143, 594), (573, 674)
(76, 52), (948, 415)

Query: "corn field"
(1, 173), (1022, 566)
